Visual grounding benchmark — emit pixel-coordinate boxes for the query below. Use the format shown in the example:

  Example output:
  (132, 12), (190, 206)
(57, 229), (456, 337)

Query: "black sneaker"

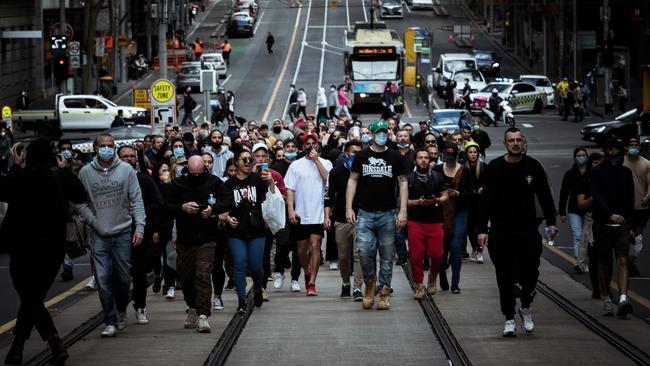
(152, 276), (162, 294)
(439, 271), (449, 291)
(573, 265), (583, 274)
(236, 299), (247, 315)
(60, 266), (73, 282)
(616, 300), (633, 318)
(451, 286), (462, 294)
(513, 283), (522, 298)
(254, 289), (263, 308)
(353, 288), (363, 301)
(225, 279), (235, 291)
(340, 284), (351, 298)
(395, 258), (406, 266)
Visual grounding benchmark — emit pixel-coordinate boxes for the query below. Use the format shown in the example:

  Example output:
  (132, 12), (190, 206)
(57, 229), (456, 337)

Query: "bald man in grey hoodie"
(77, 133), (146, 338)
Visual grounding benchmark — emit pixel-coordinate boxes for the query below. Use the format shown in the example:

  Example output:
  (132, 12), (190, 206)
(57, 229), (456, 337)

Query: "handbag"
(65, 215), (88, 258)
(262, 189), (286, 234)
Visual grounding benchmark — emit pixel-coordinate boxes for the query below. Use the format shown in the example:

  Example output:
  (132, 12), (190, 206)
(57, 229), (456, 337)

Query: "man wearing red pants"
(406, 149), (449, 299)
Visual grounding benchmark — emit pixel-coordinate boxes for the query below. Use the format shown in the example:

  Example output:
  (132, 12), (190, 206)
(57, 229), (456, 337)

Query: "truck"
(12, 94), (148, 139)
(344, 22), (404, 106)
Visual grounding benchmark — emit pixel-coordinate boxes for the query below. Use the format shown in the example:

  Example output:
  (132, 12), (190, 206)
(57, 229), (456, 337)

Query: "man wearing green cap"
(345, 120), (408, 311)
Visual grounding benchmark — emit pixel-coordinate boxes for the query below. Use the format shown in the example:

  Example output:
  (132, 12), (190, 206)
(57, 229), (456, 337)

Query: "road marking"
(404, 3), (412, 13)
(522, 123), (533, 128)
(253, 11), (265, 34)
(403, 101), (413, 118)
(361, 0), (368, 22)
(261, 5), (303, 121)
(544, 243), (650, 310)
(317, 0), (328, 96)
(281, 0), (313, 119)
(0, 277), (91, 335)
(303, 42), (343, 56)
(323, 41), (347, 52)
(345, 0), (351, 29)
(222, 74), (232, 86)
(193, 104), (201, 112)
(308, 25), (347, 28)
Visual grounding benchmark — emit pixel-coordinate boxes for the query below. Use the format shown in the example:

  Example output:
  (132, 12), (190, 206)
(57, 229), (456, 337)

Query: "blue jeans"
(441, 209), (468, 287)
(394, 225), (408, 262)
(228, 237), (265, 301)
(355, 209), (396, 289)
(89, 231), (132, 326)
(568, 213), (583, 258)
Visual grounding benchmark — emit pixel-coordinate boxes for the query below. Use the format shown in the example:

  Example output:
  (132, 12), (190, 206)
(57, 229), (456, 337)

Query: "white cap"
(252, 142), (268, 153)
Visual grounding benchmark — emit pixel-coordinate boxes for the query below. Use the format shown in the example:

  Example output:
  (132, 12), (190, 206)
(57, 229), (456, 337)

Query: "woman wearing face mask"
(168, 138), (186, 163)
(151, 162), (179, 300)
(434, 144), (473, 294)
(463, 141), (487, 263)
(558, 147), (590, 273)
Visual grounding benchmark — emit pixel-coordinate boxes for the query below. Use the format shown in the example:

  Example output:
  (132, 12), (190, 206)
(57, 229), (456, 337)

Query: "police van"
(469, 78), (546, 113)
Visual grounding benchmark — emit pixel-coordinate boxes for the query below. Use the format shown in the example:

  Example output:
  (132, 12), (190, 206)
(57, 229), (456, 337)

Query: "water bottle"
(544, 226), (555, 246)
(207, 194), (216, 206)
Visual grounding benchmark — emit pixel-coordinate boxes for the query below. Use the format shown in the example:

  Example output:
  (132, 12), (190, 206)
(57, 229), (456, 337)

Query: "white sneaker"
(117, 311), (127, 330)
(518, 307), (534, 333)
(101, 324), (117, 337)
(476, 252), (484, 264)
(502, 319), (516, 337)
(262, 288), (269, 301)
(469, 250), (477, 262)
(196, 315), (211, 333)
(85, 277), (97, 290)
(291, 280), (301, 292)
(165, 287), (176, 300)
(329, 261), (338, 270)
(273, 273), (284, 289)
(602, 298), (615, 316)
(212, 296), (224, 310)
(136, 308), (149, 324)
(184, 309), (197, 329)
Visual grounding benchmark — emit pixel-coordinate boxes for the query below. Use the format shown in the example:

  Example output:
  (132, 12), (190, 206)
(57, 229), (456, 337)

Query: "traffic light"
(54, 55), (69, 82)
(601, 41), (614, 68)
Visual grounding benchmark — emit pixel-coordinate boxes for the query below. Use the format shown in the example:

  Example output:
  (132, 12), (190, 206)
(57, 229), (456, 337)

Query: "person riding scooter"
(487, 89), (503, 126)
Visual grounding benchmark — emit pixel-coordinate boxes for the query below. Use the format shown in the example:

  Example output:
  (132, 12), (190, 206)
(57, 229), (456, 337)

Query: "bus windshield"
(351, 60), (399, 81)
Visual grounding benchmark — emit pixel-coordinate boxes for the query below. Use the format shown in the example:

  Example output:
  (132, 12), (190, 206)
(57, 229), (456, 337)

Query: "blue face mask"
(374, 132), (388, 146)
(176, 166), (185, 177)
(345, 153), (356, 170)
(361, 135), (371, 144)
(628, 148), (640, 157)
(397, 143), (410, 149)
(97, 147), (115, 162)
(173, 147), (185, 158)
(284, 151), (297, 160)
(575, 156), (588, 165)
(61, 150), (73, 160)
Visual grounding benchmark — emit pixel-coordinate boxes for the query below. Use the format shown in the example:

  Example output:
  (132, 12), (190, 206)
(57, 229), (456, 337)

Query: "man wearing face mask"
(76, 134), (146, 338)
(270, 119), (294, 143)
(623, 138), (650, 278)
(205, 130), (234, 178)
(470, 120), (491, 158)
(117, 146), (164, 325)
(271, 138), (298, 177)
(589, 138), (635, 318)
(360, 127), (372, 148)
(57, 139), (84, 282)
(325, 141), (364, 299)
(346, 120), (409, 310)
(166, 155), (226, 332)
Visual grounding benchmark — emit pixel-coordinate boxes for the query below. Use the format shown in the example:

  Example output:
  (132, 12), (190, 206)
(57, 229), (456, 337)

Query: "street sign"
(118, 34), (128, 47)
(150, 79), (176, 104)
(70, 55), (81, 69)
(95, 37), (105, 57)
(200, 70), (217, 92)
(69, 41), (80, 56)
(133, 88), (152, 110)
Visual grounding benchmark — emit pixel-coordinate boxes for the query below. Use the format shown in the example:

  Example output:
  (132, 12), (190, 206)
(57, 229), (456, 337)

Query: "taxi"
(469, 78), (546, 113)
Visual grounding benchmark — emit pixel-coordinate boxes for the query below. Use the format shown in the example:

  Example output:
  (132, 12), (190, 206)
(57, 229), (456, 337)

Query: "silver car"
(175, 62), (216, 91)
(380, 0), (403, 18)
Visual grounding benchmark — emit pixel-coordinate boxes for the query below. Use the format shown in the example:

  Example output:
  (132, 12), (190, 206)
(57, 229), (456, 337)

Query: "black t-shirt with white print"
(222, 173), (268, 240)
(351, 147), (408, 212)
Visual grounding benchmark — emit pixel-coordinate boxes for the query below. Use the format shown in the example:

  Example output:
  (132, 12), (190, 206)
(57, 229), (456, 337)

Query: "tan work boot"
(362, 278), (377, 310)
(427, 272), (437, 295)
(377, 285), (393, 310)
(413, 283), (425, 300)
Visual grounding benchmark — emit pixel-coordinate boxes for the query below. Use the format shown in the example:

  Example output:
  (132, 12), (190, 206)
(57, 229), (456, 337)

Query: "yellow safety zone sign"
(150, 79), (176, 104)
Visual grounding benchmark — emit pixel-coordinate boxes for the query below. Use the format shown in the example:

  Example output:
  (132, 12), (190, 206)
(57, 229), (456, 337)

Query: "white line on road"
(282, 0), (313, 119)
(253, 11), (265, 34)
(194, 104), (201, 112)
(323, 41), (347, 52)
(522, 123), (534, 128)
(345, 0), (351, 29)
(308, 25), (347, 28)
(304, 42), (343, 55)
(404, 3), (412, 13)
(361, 0), (368, 22)
(317, 0), (328, 100)
(222, 74), (232, 86)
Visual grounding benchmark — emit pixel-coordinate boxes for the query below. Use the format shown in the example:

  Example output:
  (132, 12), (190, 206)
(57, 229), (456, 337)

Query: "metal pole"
(204, 90), (210, 125)
(529, 0), (533, 68)
(490, 0), (494, 34)
(542, 0), (547, 75)
(603, 0), (612, 113)
(572, 0), (577, 80)
(159, 0), (168, 80)
(59, 0), (66, 94)
(120, 0), (128, 83)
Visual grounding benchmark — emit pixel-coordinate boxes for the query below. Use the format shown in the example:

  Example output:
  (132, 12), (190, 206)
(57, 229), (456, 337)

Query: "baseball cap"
(419, 120), (428, 125)
(301, 132), (319, 143)
(252, 142), (268, 153)
(370, 120), (389, 133)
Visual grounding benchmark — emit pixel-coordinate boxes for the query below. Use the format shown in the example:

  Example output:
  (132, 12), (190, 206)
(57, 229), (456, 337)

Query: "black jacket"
(558, 166), (587, 216)
(325, 162), (355, 223)
(470, 130), (491, 156)
(588, 161), (635, 225)
(137, 172), (164, 237)
(166, 173), (227, 246)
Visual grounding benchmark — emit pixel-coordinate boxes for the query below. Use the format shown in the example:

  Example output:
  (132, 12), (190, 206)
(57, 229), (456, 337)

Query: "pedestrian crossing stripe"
(522, 123), (533, 128)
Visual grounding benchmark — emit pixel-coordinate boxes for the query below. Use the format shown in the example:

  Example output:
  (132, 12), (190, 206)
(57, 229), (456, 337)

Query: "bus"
(344, 23), (404, 106)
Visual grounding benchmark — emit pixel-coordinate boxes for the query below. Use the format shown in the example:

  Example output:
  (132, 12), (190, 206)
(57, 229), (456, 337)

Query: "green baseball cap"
(370, 120), (389, 133)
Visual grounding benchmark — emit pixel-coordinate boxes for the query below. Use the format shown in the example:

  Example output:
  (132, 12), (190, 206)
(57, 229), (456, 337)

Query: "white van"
(410, 0), (433, 9)
(431, 53), (478, 95)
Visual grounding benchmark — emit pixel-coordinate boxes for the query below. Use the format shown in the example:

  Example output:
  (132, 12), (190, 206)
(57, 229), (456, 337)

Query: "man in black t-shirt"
(346, 120), (408, 311)
(407, 149), (448, 300)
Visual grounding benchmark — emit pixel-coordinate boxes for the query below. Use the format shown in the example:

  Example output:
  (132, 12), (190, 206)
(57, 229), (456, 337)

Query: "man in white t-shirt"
(285, 133), (333, 296)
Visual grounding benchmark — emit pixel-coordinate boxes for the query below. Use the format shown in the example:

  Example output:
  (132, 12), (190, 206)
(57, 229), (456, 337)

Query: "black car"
(581, 108), (650, 146)
(472, 49), (500, 77)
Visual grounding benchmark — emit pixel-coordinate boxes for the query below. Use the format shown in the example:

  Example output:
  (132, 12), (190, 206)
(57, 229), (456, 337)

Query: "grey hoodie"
(76, 157), (146, 236)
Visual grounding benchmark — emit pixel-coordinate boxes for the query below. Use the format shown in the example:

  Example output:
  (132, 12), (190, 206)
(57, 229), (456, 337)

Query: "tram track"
(402, 263), (473, 366)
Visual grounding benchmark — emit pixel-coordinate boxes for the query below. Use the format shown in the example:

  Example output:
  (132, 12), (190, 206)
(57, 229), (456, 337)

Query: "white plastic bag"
(262, 189), (286, 234)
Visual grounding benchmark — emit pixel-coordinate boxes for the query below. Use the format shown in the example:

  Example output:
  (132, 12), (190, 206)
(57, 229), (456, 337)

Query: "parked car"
(175, 62), (217, 91)
(200, 53), (228, 78)
(470, 80), (545, 113)
(519, 74), (555, 107)
(451, 69), (487, 95)
(428, 109), (473, 137)
(72, 124), (154, 156)
(379, 0), (404, 18)
(581, 108), (650, 146)
(227, 11), (256, 37)
(411, 0), (433, 9)
(472, 49), (500, 76)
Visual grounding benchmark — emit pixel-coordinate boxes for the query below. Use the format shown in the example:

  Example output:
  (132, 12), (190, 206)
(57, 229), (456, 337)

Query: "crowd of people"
(0, 104), (646, 363)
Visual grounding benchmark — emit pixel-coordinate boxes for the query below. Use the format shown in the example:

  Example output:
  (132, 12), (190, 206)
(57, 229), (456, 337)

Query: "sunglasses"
(425, 140), (436, 144)
(239, 157), (253, 163)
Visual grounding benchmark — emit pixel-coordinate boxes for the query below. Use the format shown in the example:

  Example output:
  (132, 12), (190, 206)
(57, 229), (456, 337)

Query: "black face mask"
(609, 154), (624, 166)
(273, 126), (282, 133)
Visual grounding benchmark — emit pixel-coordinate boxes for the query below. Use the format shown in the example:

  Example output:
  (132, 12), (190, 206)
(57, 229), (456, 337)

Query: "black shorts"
(593, 224), (631, 260)
(291, 224), (324, 242)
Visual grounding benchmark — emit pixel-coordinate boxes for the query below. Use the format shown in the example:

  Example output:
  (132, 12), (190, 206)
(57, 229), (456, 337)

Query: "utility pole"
(572, 0), (577, 80)
(159, 0), (168, 80)
(602, 0), (612, 114)
(59, 0), (66, 94)
(119, 0), (127, 83)
(145, 0), (152, 60)
(542, 0), (547, 75)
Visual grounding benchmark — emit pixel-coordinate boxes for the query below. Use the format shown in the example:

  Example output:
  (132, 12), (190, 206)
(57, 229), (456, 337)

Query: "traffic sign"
(69, 41), (80, 56)
(118, 34), (128, 47)
(70, 55), (81, 69)
(133, 88), (152, 110)
(150, 79), (176, 104)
